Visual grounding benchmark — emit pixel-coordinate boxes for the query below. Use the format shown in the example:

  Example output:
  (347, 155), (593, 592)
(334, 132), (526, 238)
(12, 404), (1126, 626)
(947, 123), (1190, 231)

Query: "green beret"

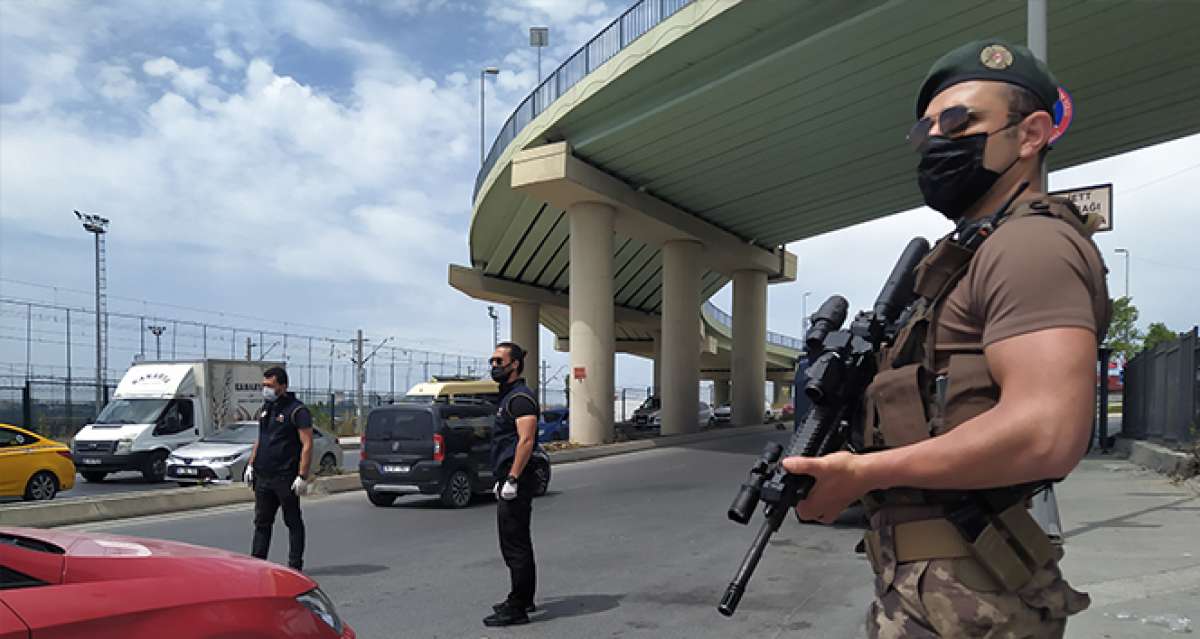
(916, 39), (1059, 118)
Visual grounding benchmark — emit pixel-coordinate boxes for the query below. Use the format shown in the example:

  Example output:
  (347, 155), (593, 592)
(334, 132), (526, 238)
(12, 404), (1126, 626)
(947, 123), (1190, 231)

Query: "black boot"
(493, 601), (536, 613)
(483, 603), (530, 627)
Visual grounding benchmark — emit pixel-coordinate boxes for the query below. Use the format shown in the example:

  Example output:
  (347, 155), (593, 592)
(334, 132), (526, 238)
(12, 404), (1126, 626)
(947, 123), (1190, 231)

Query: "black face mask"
(917, 129), (1019, 220)
(490, 363), (511, 383)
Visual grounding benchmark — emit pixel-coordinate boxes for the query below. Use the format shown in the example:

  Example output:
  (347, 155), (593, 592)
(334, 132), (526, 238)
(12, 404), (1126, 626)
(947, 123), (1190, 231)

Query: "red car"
(0, 528), (354, 639)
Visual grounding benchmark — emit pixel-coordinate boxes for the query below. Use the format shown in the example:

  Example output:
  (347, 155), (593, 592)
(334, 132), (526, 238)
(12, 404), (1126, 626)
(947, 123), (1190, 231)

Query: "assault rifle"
(717, 237), (931, 617)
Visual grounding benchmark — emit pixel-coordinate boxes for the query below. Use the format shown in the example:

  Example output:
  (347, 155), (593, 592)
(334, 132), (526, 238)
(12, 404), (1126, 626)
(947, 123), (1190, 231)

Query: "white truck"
(72, 360), (279, 483)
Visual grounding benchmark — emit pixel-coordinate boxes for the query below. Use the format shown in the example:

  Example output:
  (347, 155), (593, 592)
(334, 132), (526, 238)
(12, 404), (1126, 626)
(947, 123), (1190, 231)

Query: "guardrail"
(701, 302), (804, 353)
(474, 0), (694, 198)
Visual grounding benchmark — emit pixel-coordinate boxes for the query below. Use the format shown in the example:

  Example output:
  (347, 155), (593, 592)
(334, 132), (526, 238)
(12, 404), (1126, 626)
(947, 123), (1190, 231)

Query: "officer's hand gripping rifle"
(717, 237), (930, 617)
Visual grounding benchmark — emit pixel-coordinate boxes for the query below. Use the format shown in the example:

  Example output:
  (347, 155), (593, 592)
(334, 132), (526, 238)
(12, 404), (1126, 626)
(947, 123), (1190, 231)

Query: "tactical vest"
(857, 195), (1104, 592)
(863, 195), (1100, 455)
(491, 380), (537, 474)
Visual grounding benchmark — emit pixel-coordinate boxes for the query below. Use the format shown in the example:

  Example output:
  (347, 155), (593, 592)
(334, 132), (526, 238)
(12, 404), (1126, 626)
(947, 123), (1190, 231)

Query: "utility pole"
(355, 332), (365, 429)
(75, 210), (109, 412)
(65, 308), (72, 422)
(246, 337), (253, 361)
(148, 325), (166, 360)
(390, 349), (396, 402)
(171, 321), (177, 359)
(540, 359), (549, 407)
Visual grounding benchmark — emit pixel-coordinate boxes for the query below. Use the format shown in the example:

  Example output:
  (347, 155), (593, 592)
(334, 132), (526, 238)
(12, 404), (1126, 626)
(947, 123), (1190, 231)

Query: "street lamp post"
(75, 210), (110, 411)
(801, 291), (812, 332)
(487, 305), (500, 348)
(148, 325), (166, 360)
(529, 27), (549, 85)
(1114, 248), (1130, 299)
(479, 67), (500, 165)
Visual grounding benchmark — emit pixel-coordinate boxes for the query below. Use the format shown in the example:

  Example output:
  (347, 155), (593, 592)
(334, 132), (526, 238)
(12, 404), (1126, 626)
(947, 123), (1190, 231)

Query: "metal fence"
(1123, 327), (1199, 446)
(0, 379), (117, 442)
(701, 302), (805, 352)
(475, 0), (695, 196)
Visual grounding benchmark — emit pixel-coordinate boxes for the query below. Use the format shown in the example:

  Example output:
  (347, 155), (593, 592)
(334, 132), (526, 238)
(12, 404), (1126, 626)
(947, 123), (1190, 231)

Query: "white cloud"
(97, 64), (140, 101)
(214, 47), (245, 69)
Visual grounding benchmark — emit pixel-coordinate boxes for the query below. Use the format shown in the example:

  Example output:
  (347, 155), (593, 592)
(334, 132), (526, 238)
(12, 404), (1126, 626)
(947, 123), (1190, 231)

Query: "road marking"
(1079, 563), (1200, 608)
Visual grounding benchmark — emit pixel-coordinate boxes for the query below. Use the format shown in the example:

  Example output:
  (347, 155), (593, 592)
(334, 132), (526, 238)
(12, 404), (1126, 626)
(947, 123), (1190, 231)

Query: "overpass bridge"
(450, 0), (1200, 444)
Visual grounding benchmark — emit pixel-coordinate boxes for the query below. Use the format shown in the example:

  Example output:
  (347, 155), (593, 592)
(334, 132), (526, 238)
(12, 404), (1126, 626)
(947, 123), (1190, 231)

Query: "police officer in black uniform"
(245, 366), (313, 572)
(483, 342), (540, 627)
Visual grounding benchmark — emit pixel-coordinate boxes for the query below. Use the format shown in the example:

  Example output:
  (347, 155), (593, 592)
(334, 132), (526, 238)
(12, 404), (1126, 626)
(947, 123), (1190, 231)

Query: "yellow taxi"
(0, 423), (75, 501)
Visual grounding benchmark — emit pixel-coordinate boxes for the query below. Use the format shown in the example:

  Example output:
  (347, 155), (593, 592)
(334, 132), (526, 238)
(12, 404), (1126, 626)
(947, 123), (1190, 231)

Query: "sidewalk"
(1058, 451), (1198, 637)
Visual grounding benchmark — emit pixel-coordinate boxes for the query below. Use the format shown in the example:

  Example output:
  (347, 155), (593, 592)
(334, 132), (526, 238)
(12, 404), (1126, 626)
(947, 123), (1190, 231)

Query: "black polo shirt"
(253, 392), (312, 478)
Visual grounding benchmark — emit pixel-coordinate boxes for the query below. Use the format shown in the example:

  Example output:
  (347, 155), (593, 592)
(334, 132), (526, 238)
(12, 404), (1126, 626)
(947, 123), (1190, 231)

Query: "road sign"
(573, 367), (586, 380)
(1050, 86), (1073, 145)
(1051, 183), (1113, 232)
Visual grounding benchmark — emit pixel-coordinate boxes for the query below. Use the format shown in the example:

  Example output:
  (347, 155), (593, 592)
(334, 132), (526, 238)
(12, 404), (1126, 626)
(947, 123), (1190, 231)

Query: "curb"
(1126, 439), (1195, 477)
(2, 424), (779, 529)
(0, 473), (363, 529)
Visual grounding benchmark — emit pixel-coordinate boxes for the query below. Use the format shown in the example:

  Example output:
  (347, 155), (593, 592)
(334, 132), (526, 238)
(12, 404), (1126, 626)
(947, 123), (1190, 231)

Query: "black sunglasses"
(907, 106), (1026, 151)
(489, 357), (508, 366)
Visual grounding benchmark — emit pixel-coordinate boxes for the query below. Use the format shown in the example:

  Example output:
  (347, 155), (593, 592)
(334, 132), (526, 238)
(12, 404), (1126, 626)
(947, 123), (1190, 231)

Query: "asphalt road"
(70, 429), (876, 638)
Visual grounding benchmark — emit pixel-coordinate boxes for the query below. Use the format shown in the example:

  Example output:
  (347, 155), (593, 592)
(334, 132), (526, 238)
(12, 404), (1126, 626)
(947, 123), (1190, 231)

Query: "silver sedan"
(166, 421), (343, 485)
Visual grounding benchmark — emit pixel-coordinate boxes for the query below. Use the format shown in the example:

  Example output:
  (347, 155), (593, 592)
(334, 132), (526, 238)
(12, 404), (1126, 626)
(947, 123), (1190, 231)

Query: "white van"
(72, 360), (277, 482)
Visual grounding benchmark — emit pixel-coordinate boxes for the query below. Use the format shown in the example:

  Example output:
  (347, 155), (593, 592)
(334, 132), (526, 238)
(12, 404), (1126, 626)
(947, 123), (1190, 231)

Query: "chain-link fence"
(0, 379), (117, 442)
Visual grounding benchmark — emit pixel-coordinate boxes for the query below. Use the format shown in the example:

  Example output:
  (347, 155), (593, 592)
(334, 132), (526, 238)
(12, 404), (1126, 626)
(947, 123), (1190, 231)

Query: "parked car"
(359, 403), (551, 508)
(712, 404), (732, 424)
(0, 527), (354, 638)
(710, 402), (777, 425)
(0, 424), (75, 501)
(167, 421), (343, 486)
(649, 402), (715, 429)
(538, 408), (569, 442)
(631, 396), (660, 428)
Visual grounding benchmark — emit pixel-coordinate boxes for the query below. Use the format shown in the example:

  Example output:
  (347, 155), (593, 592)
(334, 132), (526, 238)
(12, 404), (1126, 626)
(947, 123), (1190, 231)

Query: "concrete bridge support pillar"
(651, 330), (662, 397)
(568, 202), (615, 444)
(732, 269), (767, 427)
(510, 301), (540, 397)
(660, 240), (702, 436)
(712, 380), (731, 407)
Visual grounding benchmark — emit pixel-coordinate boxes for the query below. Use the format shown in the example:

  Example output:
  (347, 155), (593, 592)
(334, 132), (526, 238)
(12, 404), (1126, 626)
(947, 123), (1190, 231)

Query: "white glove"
(493, 482), (501, 499)
(243, 465), (254, 485)
(291, 476), (308, 496)
(500, 477), (518, 501)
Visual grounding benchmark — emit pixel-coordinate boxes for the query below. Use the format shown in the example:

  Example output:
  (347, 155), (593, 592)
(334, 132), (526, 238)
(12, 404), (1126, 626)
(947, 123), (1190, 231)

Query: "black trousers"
(497, 471), (537, 608)
(251, 474), (305, 570)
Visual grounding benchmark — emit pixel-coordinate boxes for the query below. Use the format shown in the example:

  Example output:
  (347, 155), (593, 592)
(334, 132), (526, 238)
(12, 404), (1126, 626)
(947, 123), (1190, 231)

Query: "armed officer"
(483, 341), (541, 627)
(782, 40), (1109, 637)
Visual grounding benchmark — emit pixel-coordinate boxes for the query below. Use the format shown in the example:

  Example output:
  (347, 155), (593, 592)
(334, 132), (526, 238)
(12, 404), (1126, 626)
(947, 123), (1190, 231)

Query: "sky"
(1, 0), (1197, 396)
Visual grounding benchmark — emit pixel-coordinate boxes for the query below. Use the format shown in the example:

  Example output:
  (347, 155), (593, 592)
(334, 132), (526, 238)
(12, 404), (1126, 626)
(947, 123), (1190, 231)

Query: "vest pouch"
(914, 239), (974, 299)
(865, 363), (931, 447)
(937, 354), (999, 435)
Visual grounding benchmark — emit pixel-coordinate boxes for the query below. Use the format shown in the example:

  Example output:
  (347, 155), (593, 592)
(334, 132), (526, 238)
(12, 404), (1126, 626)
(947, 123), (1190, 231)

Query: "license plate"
(382, 464), (410, 473)
(177, 467), (199, 475)
(81, 458), (102, 465)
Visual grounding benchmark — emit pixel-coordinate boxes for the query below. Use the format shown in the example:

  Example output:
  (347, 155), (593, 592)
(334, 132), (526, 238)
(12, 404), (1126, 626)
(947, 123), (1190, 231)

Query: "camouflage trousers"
(866, 547), (1090, 638)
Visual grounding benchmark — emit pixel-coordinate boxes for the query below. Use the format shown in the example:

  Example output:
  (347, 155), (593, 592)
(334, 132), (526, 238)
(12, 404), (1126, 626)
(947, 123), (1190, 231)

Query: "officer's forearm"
(248, 441), (258, 465)
(509, 436), (534, 478)
(298, 441), (312, 478)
